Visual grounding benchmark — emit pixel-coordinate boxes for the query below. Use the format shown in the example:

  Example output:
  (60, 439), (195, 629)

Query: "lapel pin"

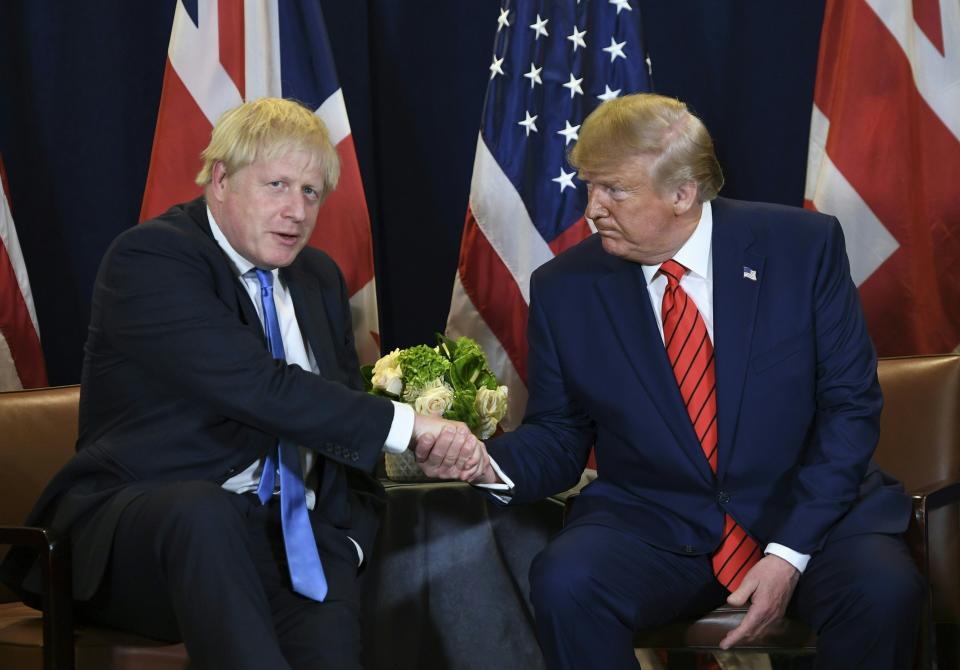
(742, 266), (758, 281)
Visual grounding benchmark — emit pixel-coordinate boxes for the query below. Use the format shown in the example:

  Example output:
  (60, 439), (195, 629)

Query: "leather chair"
(0, 385), (188, 669)
(607, 353), (960, 668)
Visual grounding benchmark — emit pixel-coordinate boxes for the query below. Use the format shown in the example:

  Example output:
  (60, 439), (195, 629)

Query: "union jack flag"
(446, 0), (651, 427)
(805, 0), (960, 354)
(141, 0), (380, 363)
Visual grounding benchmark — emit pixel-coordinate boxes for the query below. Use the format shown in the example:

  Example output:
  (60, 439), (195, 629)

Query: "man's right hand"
(410, 415), (492, 482)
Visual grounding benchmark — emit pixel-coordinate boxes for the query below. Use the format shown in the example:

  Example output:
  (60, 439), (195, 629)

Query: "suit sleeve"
(770, 218), (882, 553)
(485, 273), (595, 503)
(98, 224), (394, 472)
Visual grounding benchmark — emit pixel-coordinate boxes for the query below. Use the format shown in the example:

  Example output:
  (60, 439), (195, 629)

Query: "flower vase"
(384, 449), (432, 482)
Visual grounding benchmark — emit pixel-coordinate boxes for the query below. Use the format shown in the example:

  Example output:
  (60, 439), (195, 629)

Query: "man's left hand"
(718, 554), (800, 650)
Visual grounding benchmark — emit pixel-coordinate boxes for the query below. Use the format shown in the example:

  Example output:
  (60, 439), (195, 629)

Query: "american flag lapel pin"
(742, 266), (758, 281)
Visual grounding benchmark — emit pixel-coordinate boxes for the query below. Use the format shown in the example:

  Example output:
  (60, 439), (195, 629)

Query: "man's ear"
(209, 161), (228, 202)
(672, 181), (698, 216)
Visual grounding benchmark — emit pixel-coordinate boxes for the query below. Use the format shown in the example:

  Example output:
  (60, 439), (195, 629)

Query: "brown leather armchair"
(616, 354), (960, 668)
(0, 385), (188, 670)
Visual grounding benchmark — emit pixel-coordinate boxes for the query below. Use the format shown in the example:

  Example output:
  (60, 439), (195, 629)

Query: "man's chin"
(264, 246), (305, 268)
(600, 236), (626, 258)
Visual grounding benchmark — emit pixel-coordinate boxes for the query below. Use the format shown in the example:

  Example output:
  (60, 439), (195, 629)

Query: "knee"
(839, 561), (925, 630)
(529, 546), (597, 615)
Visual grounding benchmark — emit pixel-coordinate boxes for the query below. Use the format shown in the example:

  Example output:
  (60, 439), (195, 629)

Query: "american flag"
(805, 0), (960, 355)
(0, 154), (47, 390)
(140, 0), (381, 364)
(446, 0), (652, 427)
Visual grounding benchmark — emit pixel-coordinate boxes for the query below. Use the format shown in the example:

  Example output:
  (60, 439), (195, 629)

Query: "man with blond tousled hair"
(420, 93), (922, 669)
(3, 98), (487, 669)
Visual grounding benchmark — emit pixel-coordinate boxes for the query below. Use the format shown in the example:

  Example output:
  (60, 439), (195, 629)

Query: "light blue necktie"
(253, 268), (328, 602)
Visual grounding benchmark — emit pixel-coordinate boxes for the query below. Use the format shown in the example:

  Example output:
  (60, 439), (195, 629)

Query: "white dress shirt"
(207, 208), (415, 563)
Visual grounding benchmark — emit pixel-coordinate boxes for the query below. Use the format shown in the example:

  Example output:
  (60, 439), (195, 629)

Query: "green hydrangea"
(397, 345), (450, 392)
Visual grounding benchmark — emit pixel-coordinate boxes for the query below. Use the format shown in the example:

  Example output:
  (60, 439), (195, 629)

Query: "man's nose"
(283, 192), (306, 222)
(585, 188), (606, 219)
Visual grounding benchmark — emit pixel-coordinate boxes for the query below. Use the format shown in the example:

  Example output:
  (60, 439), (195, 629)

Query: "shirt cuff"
(383, 402), (415, 454)
(473, 455), (514, 502)
(764, 542), (811, 573)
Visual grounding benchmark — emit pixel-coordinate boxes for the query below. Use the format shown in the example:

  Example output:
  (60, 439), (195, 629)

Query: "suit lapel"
(594, 258), (714, 485)
(283, 262), (338, 380)
(186, 197), (264, 340)
(711, 199), (764, 479)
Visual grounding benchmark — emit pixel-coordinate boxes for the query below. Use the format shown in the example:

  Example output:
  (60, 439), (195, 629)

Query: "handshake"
(410, 414), (498, 484)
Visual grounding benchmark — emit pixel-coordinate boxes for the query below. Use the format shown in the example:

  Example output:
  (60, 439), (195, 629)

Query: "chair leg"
(40, 536), (75, 670)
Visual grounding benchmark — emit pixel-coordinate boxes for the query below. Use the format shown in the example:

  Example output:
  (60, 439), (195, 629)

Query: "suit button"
(225, 467), (237, 476)
(682, 545), (695, 554)
(717, 491), (730, 504)
(351, 452), (359, 462)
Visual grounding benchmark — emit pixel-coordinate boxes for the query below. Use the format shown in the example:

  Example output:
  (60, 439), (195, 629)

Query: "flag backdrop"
(141, 0), (380, 363)
(805, 0), (960, 355)
(0, 154), (47, 390)
(446, 0), (652, 428)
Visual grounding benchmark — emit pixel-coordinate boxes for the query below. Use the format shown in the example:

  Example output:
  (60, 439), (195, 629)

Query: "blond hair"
(196, 98), (340, 198)
(568, 93), (723, 202)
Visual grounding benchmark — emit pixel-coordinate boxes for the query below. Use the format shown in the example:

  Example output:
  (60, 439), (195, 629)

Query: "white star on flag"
(603, 37), (626, 62)
(563, 73), (584, 98)
(518, 111), (539, 136)
(557, 120), (581, 145)
(497, 7), (510, 32)
(524, 63), (543, 88)
(567, 26), (587, 51)
(598, 84), (621, 102)
(552, 168), (577, 192)
(530, 14), (549, 39)
(609, 0), (632, 15)
(489, 55), (505, 79)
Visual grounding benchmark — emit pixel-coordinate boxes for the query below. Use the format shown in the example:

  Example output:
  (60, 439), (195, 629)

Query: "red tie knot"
(659, 259), (687, 287)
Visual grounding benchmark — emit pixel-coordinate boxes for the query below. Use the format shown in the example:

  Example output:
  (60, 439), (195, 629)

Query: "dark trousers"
(529, 522), (924, 670)
(75, 481), (363, 670)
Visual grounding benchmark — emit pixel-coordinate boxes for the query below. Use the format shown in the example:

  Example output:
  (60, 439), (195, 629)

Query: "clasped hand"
(410, 415), (492, 482)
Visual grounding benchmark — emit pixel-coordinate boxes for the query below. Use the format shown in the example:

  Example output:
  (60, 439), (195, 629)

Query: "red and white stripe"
(0, 156), (48, 390)
(141, 0), (380, 363)
(446, 135), (594, 428)
(805, 0), (960, 354)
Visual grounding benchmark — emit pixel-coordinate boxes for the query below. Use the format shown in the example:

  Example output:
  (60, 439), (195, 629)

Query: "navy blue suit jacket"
(487, 198), (910, 557)
(4, 197), (394, 601)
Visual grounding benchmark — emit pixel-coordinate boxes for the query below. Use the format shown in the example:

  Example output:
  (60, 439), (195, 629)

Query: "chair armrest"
(0, 525), (61, 550)
(909, 480), (960, 511)
(0, 525), (75, 670)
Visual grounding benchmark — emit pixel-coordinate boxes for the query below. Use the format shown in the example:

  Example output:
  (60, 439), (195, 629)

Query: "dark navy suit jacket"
(3, 197), (394, 601)
(487, 197), (910, 557)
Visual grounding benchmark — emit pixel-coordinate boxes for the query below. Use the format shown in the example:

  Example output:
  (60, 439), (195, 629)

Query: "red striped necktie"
(659, 259), (760, 592)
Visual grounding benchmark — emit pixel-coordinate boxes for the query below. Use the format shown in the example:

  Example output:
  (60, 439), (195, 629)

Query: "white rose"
(372, 366), (403, 396)
(371, 349), (404, 396)
(372, 349), (401, 376)
(413, 379), (455, 417)
(478, 416), (499, 440)
(475, 385), (509, 423)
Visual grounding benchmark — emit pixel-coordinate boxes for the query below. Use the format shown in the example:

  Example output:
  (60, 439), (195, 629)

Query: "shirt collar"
(641, 199), (713, 285)
(206, 206), (277, 282)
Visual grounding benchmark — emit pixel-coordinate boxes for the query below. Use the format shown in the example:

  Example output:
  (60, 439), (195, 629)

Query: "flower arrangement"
(362, 334), (509, 440)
